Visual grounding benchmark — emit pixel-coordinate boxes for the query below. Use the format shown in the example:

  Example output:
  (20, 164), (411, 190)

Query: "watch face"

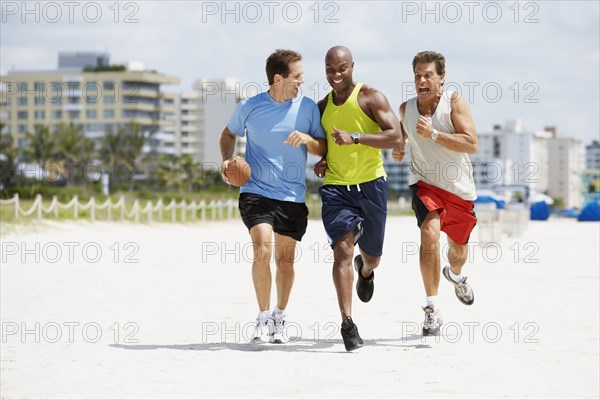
(352, 132), (359, 143)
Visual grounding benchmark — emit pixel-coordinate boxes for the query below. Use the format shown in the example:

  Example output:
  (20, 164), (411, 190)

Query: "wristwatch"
(430, 129), (439, 141)
(351, 132), (360, 144)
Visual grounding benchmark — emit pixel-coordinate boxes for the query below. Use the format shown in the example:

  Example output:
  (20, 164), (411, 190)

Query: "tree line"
(0, 122), (222, 195)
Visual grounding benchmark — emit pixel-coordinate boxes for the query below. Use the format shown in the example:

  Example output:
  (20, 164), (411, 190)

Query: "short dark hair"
(412, 51), (446, 76)
(265, 49), (302, 85)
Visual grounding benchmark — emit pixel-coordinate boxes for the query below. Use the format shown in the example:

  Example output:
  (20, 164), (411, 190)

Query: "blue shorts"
(319, 177), (387, 257)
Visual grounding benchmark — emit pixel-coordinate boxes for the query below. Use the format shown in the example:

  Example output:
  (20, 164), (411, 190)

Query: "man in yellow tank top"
(314, 46), (403, 351)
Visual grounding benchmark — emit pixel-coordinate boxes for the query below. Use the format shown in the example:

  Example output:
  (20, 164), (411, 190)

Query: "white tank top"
(403, 91), (476, 200)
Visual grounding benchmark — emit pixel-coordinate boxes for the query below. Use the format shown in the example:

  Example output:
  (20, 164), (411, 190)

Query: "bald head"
(325, 46), (353, 64)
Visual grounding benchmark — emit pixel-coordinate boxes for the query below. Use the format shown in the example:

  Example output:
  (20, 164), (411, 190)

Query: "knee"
(448, 243), (468, 264)
(333, 246), (354, 270)
(275, 255), (294, 273)
(421, 224), (440, 245)
(253, 243), (271, 263)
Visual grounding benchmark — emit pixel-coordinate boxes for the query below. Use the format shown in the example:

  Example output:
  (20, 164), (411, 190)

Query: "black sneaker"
(340, 317), (364, 351)
(354, 255), (374, 303)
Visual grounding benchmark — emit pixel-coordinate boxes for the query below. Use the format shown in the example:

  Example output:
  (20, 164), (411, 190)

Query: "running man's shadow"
(110, 335), (431, 353)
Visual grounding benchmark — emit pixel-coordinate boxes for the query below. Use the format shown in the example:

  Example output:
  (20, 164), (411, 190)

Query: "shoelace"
(457, 279), (471, 297)
(423, 308), (439, 328)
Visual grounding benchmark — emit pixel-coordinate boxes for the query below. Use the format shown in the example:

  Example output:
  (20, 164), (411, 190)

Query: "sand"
(1, 216), (599, 399)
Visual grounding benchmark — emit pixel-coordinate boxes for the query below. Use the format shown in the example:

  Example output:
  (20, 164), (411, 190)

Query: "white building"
(548, 136), (585, 208)
(585, 140), (600, 169)
(164, 79), (241, 166)
(470, 120), (550, 199)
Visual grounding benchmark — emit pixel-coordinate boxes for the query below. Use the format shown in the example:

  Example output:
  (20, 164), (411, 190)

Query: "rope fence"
(0, 194), (414, 224)
(0, 194), (241, 223)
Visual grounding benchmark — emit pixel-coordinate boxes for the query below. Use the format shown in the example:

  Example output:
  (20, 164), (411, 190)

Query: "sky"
(1, 0), (599, 142)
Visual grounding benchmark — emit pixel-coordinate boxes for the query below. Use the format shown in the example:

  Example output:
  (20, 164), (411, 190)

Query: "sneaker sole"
(344, 342), (364, 351)
(252, 335), (271, 344)
(422, 327), (441, 336)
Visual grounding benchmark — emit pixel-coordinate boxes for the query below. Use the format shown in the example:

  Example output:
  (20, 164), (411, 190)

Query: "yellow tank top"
(321, 82), (386, 185)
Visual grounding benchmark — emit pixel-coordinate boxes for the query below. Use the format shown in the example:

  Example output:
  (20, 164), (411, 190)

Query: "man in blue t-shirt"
(220, 49), (326, 344)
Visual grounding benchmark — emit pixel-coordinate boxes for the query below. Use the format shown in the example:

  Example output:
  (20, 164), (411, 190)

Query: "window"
(104, 81), (115, 90)
(18, 97), (27, 105)
(17, 111), (28, 119)
(104, 95), (115, 104)
(86, 109), (97, 119)
(68, 110), (80, 119)
(18, 124), (28, 133)
(17, 138), (28, 148)
(84, 82), (101, 103)
(104, 109), (114, 118)
(52, 110), (62, 119)
(34, 110), (45, 120)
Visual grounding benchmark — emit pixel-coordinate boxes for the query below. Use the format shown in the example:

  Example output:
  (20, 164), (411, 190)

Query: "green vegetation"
(83, 65), (127, 72)
(0, 121), (412, 225)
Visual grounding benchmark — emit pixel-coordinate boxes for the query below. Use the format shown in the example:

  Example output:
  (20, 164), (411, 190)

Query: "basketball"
(224, 156), (251, 186)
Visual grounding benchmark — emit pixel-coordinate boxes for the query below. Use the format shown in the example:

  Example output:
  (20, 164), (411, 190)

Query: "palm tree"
(122, 122), (146, 164)
(155, 154), (185, 191)
(24, 125), (56, 167)
(0, 127), (16, 190)
(22, 125), (59, 184)
(54, 123), (95, 184)
(99, 125), (126, 168)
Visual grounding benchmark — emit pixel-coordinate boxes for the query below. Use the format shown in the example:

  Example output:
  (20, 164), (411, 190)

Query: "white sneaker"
(252, 313), (273, 343)
(271, 312), (288, 344)
(422, 305), (443, 336)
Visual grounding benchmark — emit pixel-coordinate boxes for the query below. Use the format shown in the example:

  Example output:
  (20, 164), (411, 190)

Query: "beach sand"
(1, 217), (599, 399)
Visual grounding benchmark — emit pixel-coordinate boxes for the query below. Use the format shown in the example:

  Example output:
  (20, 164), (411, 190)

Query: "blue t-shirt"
(227, 92), (325, 203)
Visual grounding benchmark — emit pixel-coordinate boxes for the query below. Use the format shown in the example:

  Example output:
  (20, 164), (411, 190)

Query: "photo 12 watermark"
(199, 319), (540, 344)
(1, 1), (141, 24)
(198, 1), (340, 24)
(197, 239), (541, 265)
(400, 1), (540, 24)
(1, 241), (141, 264)
(1, 321), (140, 344)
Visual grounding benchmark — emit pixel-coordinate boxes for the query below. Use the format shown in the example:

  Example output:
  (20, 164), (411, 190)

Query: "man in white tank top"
(393, 51), (478, 336)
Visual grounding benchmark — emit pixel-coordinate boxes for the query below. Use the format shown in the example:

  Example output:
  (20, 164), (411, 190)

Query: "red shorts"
(410, 181), (477, 245)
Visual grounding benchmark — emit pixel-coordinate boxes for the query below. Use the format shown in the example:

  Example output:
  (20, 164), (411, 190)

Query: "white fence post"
(53, 196), (59, 218)
(133, 200), (140, 223)
(120, 196), (125, 221)
(73, 195), (78, 219)
(200, 200), (206, 221)
(36, 194), (42, 220)
(90, 197), (95, 222)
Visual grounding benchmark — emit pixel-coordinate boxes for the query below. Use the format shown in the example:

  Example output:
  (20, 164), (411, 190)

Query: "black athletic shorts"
(238, 193), (309, 241)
